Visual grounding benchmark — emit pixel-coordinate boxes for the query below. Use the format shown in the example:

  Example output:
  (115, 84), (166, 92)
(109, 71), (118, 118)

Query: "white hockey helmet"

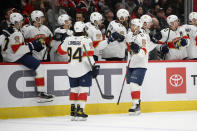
(117, 9), (129, 21)
(10, 12), (23, 24)
(140, 15), (152, 24)
(90, 12), (103, 25)
(74, 21), (85, 32)
(58, 14), (70, 26)
(31, 10), (44, 22)
(189, 12), (197, 21)
(167, 15), (178, 25)
(130, 18), (142, 28)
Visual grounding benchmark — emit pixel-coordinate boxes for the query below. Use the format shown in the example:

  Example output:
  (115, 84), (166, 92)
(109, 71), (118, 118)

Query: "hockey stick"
(83, 44), (114, 99)
(117, 59), (131, 105)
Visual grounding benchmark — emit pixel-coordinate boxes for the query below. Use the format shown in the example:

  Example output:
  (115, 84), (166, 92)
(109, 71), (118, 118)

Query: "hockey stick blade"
(102, 94), (114, 99)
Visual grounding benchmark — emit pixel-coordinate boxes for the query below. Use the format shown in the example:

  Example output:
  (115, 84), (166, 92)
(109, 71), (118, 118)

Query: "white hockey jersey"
(0, 28), (30, 62)
(157, 26), (190, 60)
(57, 35), (95, 78)
(128, 32), (148, 68)
(102, 20), (127, 59)
(182, 24), (197, 59)
(22, 24), (53, 60)
(50, 27), (73, 61)
(85, 22), (107, 60)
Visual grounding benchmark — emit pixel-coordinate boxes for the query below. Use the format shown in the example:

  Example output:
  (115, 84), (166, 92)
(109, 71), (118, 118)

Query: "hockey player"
(126, 18), (148, 115)
(85, 12), (106, 61)
(57, 21), (99, 121)
(0, 12), (54, 101)
(183, 12), (197, 59)
(50, 14), (73, 61)
(22, 10), (53, 61)
(102, 9), (129, 61)
(152, 15), (190, 60)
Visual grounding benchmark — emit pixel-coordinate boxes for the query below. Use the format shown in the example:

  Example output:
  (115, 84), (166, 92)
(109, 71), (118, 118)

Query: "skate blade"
(37, 98), (53, 103)
(70, 116), (77, 121)
(129, 111), (141, 116)
(77, 117), (87, 121)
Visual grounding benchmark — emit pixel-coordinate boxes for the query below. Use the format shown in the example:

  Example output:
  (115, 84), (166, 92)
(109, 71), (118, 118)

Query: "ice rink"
(0, 111), (197, 131)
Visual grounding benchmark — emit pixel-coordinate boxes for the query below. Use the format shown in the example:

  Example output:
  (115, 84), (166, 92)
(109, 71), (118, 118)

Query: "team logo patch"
(14, 36), (20, 43)
(166, 67), (186, 94)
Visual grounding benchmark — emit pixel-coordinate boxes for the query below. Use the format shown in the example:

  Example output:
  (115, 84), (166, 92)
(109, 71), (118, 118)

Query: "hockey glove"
(130, 42), (140, 54)
(92, 65), (100, 78)
(180, 38), (188, 47)
(28, 38), (44, 52)
(107, 32), (120, 43)
(117, 34), (125, 42)
(160, 44), (169, 54)
(150, 32), (162, 43)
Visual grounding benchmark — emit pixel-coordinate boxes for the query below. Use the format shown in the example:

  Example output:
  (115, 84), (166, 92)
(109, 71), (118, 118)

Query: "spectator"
(130, 5), (145, 19)
(165, 6), (173, 17)
(75, 11), (85, 22)
(0, 8), (17, 35)
(46, 0), (67, 32)
(156, 8), (168, 29)
(125, 0), (136, 14)
(149, 17), (162, 60)
(103, 9), (114, 32)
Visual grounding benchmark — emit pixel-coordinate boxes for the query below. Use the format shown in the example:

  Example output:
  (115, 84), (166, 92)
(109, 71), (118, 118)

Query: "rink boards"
(0, 60), (197, 119)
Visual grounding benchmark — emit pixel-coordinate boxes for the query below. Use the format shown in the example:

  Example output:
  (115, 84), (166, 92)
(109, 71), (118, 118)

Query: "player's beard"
(122, 20), (129, 29)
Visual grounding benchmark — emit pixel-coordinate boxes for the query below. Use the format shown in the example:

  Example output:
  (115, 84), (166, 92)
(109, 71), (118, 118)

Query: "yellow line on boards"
(1, 101), (197, 119)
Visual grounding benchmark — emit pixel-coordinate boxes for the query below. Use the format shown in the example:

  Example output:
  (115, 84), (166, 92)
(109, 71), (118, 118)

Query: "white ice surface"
(0, 111), (197, 131)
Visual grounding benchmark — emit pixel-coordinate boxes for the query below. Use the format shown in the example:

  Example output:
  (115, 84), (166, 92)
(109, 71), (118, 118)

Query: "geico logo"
(8, 68), (122, 98)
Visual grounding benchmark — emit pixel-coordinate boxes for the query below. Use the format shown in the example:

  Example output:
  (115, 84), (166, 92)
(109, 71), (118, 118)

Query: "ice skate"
(37, 92), (54, 103)
(76, 105), (88, 121)
(129, 100), (141, 115)
(70, 104), (77, 121)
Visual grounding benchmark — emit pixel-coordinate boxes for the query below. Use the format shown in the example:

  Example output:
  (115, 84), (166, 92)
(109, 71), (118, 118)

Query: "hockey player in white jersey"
(57, 21), (100, 120)
(183, 12), (197, 59)
(22, 10), (53, 61)
(50, 14), (73, 61)
(126, 18), (148, 115)
(140, 15), (158, 52)
(0, 12), (54, 101)
(85, 12), (107, 61)
(152, 15), (190, 60)
(102, 9), (129, 61)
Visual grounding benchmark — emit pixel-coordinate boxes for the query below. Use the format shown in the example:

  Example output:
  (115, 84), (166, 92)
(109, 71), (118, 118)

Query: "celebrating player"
(22, 10), (53, 61)
(57, 21), (99, 121)
(0, 12), (54, 101)
(50, 14), (73, 61)
(102, 9), (129, 61)
(152, 15), (190, 60)
(126, 18), (148, 115)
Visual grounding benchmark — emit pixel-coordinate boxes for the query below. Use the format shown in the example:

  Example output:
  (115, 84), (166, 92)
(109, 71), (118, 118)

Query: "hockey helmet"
(58, 14), (70, 26)
(116, 9), (129, 21)
(140, 15), (152, 24)
(189, 12), (197, 22)
(10, 12), (23, 24)
(31, 10), (44, 22)
(167, 15), (178, 25)
(130, 18), (143, 28)
(74, 21), (85, 32)
(90, 12), (103, 25)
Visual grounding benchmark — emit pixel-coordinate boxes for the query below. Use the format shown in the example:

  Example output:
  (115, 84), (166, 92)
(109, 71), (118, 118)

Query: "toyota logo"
(169, 74), (183, 87)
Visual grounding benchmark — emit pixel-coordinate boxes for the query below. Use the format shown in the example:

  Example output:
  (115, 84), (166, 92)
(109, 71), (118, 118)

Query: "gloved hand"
(107, 32), (119, 43)
(130, 42), (140, 54)
(160, 44), (169, 54)
(180, 38), (188, 47)
(117, 34), (125, 42)
(92, 65), (100, 78)
(28, 38), (44, 52)
(150, 32), (162, 43)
